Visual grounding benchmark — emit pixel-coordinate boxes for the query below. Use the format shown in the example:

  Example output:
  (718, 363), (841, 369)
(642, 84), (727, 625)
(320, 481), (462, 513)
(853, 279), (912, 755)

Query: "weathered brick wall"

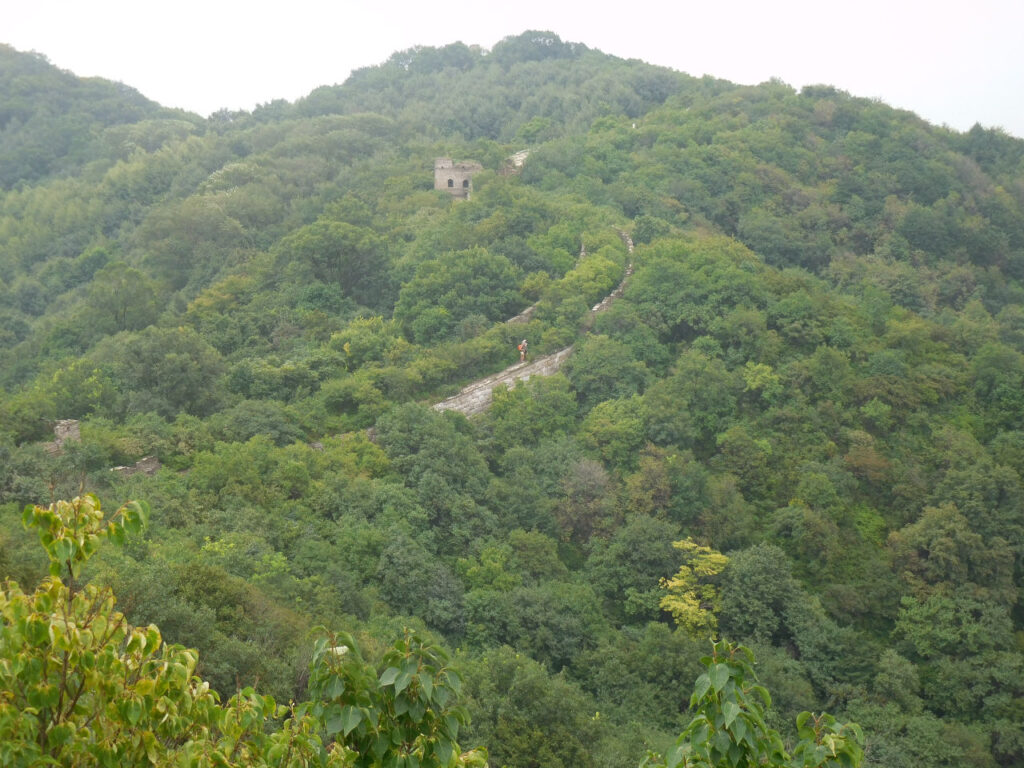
(434, 157), (482, 198)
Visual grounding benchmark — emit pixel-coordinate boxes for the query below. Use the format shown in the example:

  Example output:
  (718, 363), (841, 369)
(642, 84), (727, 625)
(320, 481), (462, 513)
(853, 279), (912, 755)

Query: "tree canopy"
(1, 30), (1023, 767)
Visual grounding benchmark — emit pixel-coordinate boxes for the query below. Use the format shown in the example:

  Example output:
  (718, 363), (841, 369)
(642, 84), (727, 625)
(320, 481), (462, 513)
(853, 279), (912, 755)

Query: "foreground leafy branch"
(643, 640), (863, 768)
(307, 629), (487, 768)
(1, 496), (485, 768)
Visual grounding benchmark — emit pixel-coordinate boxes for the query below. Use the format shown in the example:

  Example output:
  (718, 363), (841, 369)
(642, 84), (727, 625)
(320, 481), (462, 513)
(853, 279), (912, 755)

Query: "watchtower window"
(447, 178), (454, 187)
(462, 179), (470, 188)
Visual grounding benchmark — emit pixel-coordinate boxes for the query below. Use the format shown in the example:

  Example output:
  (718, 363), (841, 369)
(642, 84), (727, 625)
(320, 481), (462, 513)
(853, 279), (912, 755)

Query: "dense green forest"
(1, 31), (1023, 767)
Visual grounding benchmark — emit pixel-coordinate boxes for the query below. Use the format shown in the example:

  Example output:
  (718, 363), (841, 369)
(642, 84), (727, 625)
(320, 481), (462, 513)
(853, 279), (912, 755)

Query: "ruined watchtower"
(434, 157), (482, 199)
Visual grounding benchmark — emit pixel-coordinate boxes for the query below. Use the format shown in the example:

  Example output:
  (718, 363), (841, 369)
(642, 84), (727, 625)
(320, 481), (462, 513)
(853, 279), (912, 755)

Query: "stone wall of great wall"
(37, 207), (631, 461)
(433, 229), (633, 417)
(43, 419), (161, 477)
(434, 157), (482, 199)
(434, 150), (529, 198)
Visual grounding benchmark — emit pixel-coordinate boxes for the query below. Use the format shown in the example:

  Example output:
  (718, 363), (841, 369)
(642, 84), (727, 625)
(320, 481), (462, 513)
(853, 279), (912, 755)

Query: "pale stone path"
(433, 347), (575, 416)
(433, 231), (634, 417)
(54, 233), (634, 466)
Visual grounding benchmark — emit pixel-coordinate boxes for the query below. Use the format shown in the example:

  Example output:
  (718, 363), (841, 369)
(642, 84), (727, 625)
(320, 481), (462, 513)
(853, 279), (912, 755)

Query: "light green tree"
(659, 538), (729, 637)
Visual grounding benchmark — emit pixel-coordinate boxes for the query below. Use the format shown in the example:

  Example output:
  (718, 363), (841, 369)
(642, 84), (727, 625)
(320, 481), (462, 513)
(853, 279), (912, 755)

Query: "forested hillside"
(1, 31), (1023, 767)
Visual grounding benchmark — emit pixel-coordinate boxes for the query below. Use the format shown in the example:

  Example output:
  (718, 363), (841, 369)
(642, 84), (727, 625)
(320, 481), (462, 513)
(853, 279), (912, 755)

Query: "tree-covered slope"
(0, 44), (197, 189)
(1, 31), (1023, 768)
(295, 33), (700, 142)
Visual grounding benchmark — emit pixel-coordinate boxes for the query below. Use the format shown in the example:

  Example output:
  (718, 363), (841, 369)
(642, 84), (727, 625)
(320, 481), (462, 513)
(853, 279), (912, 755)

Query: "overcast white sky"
(6, 0), (1024, 137)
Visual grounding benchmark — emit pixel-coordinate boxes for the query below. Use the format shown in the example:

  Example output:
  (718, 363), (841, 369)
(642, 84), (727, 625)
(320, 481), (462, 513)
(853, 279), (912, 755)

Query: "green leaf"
(722, 699), (740, 728)
(324, 704), (344, 736)
(731, 717), (746, 744)
(145, 626), (161, 652)
(409, 699), (425, 723)
(444, 713), (460, 739)
(394, 694), (410, 716)
(326, 674), (346, 699)
(122, 500), (148, 534)
(418, 672), (434, 701)
(727, 741), (743, 765)
(744, 728), (759, 750)
(47, 722), (74, 747)
(434, 686), (450, 708)
(126, 698), (143, 725)
(447, 669), (462, 696)
(379, 666), (400, 687)
(52, 538), (74, 565)
(709, 663), (730, 693)
(751, 684), (772, 707)
(688, 720), (709, 747)
(433, 738), (453, 766)
(712, 729), (731, 755)
(341, 705), (362, 736)
(143, 731), (159, 764)
(693, 672), (712, 700)
(268, 743), (287, 762)
(394, 671), (413, 694)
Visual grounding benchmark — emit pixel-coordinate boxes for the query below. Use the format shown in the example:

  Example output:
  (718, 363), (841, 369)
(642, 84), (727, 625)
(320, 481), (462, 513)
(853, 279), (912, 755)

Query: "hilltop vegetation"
(1, 31), (1023, 767)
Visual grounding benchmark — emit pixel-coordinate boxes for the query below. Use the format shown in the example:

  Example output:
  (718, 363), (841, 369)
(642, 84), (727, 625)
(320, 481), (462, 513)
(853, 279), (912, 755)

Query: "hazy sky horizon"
(6, 0), (1024, 138)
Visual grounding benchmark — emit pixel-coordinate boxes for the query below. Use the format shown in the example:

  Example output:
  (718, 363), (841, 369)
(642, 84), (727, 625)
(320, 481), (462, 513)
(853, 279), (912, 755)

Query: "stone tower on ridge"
(434, 157), (482, 199)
